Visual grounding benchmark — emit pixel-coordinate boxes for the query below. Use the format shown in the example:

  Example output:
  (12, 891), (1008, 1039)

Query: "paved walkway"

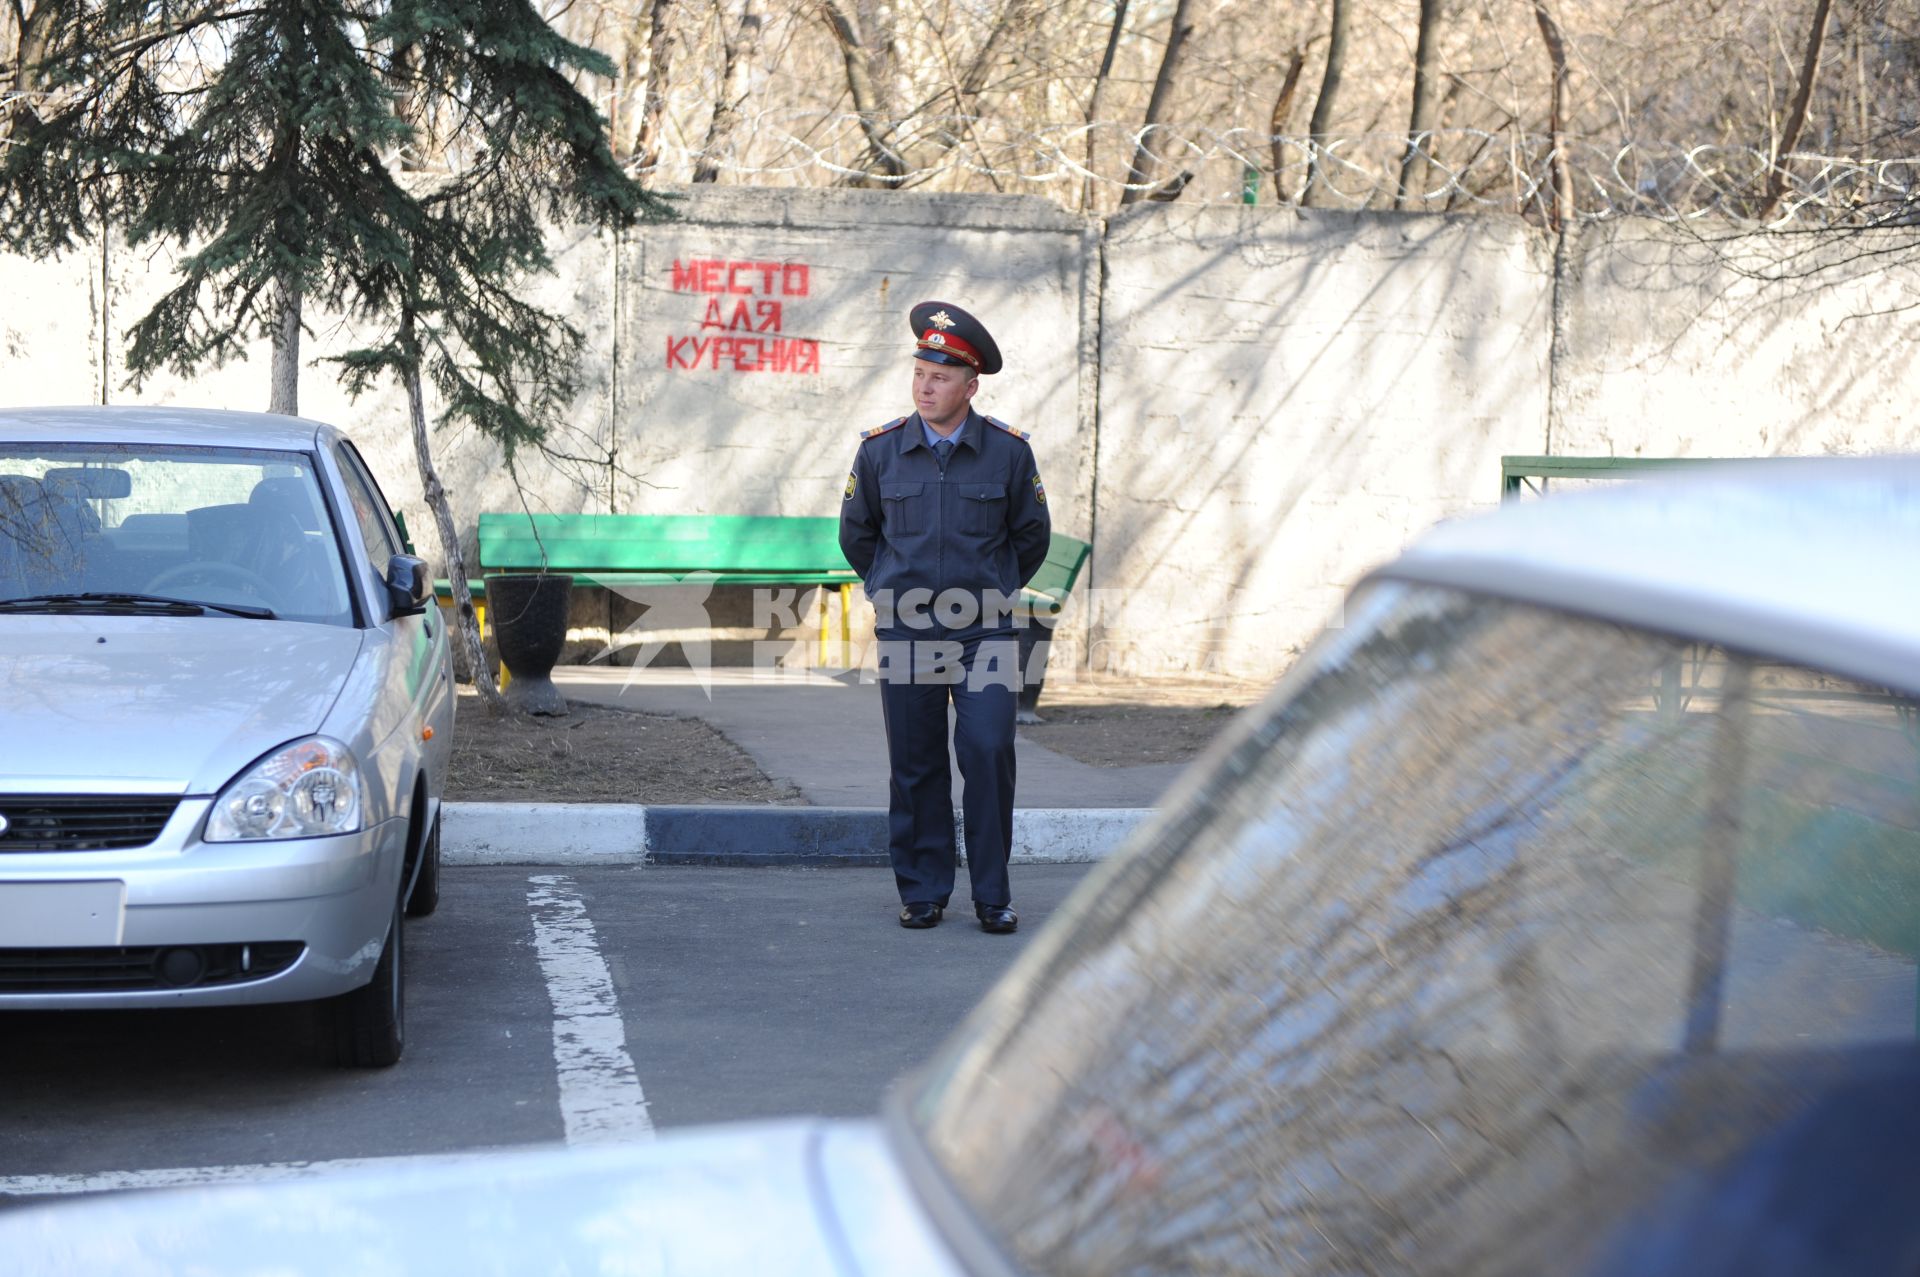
(553, 666), (1187, 809)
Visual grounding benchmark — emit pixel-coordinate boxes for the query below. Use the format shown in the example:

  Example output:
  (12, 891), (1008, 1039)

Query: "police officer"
(839, 301), (1051, 932)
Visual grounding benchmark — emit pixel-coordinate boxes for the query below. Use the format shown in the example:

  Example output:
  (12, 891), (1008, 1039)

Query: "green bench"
(435, 514), (1091, 704)
(1014, 532), (1092, 721)
(431, 514), (861, 666)
(1024, 532), (1092, 610)
(478, 513), (859, 588)
(491, 512), (861, 666)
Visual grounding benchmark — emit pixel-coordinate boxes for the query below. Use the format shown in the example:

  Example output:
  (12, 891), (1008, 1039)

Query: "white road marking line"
(0, 1151), (501, 1198)
(526, 873), (654, 1144)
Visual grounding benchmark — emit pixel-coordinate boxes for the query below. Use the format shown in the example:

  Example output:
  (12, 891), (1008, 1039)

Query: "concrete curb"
(442, 802), (1153, 867)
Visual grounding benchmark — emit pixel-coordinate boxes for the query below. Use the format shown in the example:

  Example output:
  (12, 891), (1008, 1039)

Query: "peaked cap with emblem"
(910, 301), (1002, 376)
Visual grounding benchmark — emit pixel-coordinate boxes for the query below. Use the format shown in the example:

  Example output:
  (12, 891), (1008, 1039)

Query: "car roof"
(1376, 458), (1920, 696)
(0, 405), (336, 452)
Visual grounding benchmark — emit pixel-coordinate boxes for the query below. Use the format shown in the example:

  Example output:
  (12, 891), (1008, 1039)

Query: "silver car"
(0, 406), (454, 1067)
(5, 459), (1919, 1272)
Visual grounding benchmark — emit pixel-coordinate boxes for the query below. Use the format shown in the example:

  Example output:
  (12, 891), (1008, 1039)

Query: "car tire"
(404, 808), (441, 919)
(326, 897), (405, 1068)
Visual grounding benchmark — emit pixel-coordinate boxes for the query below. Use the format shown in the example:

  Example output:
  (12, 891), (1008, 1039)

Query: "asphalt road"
(0, 863), (1095, 1200)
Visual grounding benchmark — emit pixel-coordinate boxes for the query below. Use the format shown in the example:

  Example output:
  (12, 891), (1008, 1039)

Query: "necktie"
(934, 438), (954, 466)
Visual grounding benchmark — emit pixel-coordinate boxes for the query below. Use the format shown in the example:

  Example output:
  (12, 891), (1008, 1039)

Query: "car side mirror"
(385, 554), (432, 617)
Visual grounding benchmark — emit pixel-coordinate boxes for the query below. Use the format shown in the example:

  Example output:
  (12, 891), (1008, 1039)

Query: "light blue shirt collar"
(921, 416), (967, 450)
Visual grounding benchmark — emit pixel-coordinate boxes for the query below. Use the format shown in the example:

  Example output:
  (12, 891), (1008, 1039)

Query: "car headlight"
(207, 737), (365, 841)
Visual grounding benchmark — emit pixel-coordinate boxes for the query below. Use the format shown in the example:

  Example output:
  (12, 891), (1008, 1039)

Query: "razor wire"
(632, 101), (1920, 229)
(6, 76), (1917, 228)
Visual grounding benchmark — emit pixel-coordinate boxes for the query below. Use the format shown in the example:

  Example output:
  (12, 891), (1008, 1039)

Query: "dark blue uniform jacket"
(839, 410), (1051, 633)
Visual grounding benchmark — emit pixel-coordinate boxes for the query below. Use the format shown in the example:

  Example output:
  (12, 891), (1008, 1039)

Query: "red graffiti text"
(699, 298), (783, 332)
(665, 335), (821, 374)
(670, 259), (810, 296)
(666, 258), (818, 374)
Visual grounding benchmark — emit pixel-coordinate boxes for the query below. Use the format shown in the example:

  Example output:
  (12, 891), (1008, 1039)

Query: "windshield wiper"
(0, 592), (276, 620)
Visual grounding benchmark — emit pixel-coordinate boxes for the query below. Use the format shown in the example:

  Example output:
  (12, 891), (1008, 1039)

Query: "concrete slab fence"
(4, 189), (1916, 682)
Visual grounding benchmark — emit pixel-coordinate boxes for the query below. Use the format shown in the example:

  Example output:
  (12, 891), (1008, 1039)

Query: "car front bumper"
(0, 798), (407, 1009)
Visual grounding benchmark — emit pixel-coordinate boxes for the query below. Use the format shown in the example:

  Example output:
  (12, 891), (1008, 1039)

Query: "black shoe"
(975, 903), (1018, 934)
(900, 902), (944, 929)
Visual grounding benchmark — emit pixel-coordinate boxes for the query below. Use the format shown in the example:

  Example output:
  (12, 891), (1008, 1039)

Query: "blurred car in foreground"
(0, 407), (454, 1067)
(6, 460), (1918, 1272)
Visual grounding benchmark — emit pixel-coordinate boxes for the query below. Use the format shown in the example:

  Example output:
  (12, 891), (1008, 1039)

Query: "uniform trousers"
(876, 631), (1020, 908)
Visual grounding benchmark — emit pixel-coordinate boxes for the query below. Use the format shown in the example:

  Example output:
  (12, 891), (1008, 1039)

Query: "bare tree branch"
(1531, 0), (1573, 230)
(1755, 0), (1835, 223)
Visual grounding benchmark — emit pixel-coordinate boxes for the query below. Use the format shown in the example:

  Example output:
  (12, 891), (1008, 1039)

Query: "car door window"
(334, 444), (402, 566)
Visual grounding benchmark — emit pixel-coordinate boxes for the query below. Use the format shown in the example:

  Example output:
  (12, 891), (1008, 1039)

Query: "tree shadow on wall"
(1088, 202), (1554, 674)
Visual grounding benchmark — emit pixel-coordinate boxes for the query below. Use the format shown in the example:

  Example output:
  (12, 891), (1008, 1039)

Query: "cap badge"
(928, 310), (956, 330)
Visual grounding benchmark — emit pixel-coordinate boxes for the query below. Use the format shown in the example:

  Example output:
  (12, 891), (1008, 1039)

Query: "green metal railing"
(1499, 455), (1763, 502)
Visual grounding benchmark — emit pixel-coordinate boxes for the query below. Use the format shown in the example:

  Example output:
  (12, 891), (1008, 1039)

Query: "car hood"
(0, 616), (364, 795)
(0, 1119), (969, 1277)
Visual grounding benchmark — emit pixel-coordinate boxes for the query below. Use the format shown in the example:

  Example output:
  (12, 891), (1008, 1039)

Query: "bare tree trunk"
(612, 5), (649, 160)
(1301, 0), (1351, 208)
(633, 0), (678, 172)
(1531, 0), (1573, 231)
(401, 316), (508, 714)
(385, 41), (425, 170)
(12, 0), (55, 84)
(1119, 0), (1197, 207)
(5, 2), (59, 141)
(1079, 0), (1132, 211)
(1532, 0), (1575, 457)
(1396, 0), (1444, 210)
(819, 0), (906, 185)
(692, 0), (761, 183)
(1268, 47), (1305, 204)
(268, 273), (301, 415)
(1850, 17), (1867, 149)
(1756, 0), (1835, 222)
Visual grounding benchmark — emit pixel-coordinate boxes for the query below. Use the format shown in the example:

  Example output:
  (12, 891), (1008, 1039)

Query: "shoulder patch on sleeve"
(860, 417), (908, 440)
(985, 416), (1030, 441)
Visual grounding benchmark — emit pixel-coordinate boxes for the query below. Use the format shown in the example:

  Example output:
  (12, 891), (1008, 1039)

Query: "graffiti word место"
(670, 260), (811, 296)
(666, 258), (819, 375)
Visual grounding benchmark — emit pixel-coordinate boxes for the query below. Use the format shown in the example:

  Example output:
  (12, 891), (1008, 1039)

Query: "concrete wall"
(613, 188), (1096, 532)
(1086, 207), (1553, 677)
(4, 190), (1917, 683)
(1555, 220), (1920, 457)
(1078, 211), (1920, 678)
(0, 250), (109, 407)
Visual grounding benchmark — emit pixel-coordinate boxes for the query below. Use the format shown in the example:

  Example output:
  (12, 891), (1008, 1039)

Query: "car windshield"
(0, 443), (353, 626)
(902, 581), (1920, 1275)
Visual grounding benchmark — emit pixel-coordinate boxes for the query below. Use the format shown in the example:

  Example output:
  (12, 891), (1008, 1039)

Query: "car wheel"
(325, 897), (405, 1068)
(404, 808), (442, 919)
